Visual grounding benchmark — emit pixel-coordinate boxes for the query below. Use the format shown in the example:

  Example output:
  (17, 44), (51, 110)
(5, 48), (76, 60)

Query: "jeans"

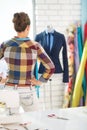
(0, 85), (40, 112)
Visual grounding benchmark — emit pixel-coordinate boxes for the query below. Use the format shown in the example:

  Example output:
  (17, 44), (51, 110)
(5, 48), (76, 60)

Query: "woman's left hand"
(29, 77), (42, 86)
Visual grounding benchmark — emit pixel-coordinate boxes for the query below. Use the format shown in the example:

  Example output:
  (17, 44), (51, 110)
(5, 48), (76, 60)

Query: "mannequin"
(46, 25), (54, 33)
(35, 27), (69, 109)
(35, 26), (69, 81)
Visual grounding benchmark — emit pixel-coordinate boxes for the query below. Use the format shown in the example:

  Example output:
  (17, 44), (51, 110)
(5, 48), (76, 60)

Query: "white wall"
(35, 0), (81, 35)
(0, 0), (33, 43)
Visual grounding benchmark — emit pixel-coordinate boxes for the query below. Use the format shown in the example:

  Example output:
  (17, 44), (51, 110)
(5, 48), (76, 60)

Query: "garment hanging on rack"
(72, 40), (87, 107)
(74, 27), (80, 74)
(84, 22), (87, 86)
(84, 22), (87, 42)
(77, 26), (86, 103)
(72, 24), (87, 106)
(63, 24), (75, 108)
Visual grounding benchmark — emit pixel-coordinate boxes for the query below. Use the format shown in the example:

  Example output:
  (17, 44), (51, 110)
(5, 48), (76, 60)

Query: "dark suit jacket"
(35, 30), (69, 83)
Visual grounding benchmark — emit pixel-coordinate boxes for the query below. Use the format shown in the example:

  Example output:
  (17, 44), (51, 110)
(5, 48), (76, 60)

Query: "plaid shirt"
(0, 37), (55, 85)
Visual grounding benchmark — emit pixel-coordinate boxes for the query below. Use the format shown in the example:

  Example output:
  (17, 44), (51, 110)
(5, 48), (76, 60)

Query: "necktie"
(47, 33), (51, 51)
(46, 32), (54, 51)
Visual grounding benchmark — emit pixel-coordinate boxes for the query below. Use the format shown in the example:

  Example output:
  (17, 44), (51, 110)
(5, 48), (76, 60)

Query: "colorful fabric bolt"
(77, 27), (86, 102)
(72, 40), (87, 107)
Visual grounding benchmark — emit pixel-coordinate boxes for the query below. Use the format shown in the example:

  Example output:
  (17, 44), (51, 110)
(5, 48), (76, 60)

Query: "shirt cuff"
(39, 76), (48, 83)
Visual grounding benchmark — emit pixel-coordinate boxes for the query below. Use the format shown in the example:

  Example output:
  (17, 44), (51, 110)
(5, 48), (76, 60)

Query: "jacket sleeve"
(36, 43), (55, 82)
(62, 35), (69, 83)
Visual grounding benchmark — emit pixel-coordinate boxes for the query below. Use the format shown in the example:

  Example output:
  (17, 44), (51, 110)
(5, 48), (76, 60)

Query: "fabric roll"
(77, 26), (86, 101)
(72, 40), (87, 107)
(84, 22), (87, 85)
(74, 28), (80, 74)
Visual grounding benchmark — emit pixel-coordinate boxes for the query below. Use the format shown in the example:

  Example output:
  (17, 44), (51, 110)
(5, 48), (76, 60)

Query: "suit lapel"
(42, 31), (48, 50)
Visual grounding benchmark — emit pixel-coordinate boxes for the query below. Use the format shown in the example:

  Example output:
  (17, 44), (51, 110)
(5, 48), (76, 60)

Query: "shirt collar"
(45, 29), (54, 34)
(14, 37), (30, 41)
